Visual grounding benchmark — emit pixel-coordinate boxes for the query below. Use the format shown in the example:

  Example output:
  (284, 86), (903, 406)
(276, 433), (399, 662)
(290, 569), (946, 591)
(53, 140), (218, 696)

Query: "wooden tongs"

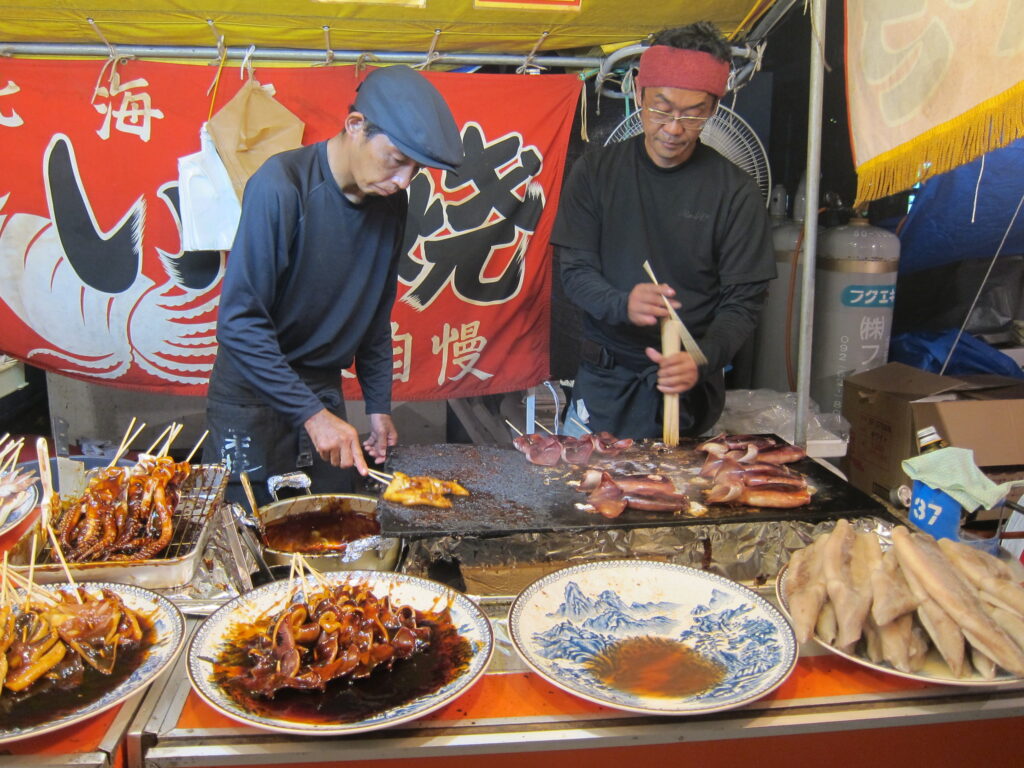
(642, 261), (707, 447)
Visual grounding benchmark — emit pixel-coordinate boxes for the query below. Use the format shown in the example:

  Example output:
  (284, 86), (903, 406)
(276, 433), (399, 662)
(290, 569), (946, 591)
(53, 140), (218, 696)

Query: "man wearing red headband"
(552, 22), (775, 439)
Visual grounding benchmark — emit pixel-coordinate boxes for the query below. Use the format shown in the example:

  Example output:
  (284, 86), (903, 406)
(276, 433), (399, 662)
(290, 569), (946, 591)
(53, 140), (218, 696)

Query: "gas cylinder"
(810, 216), (900, 417)
(751, 185), (821, 393)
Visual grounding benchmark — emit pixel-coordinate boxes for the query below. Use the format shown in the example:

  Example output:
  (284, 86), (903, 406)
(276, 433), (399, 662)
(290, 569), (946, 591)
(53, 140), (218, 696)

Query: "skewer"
(185, 429), (209, 465)
(570, 417), (593, 434)
(143, 424), (174, 457)
(297, 554), (330, 591)
(36, 437), (55, 529)
(641, 260), (708, 367)
(4, 568), (60, 606)
(1, 551), (9, 604)
(45, 521), (83, 603)
(3, 440), (24, 475)
(536, 422), (554, 435)
(25, 533), (37, 611)
(239, 472), (262, 525)
(108, 417), (138, 468)
(504, 419), (523, 437)
(0, 432), (10, 449)
(0, 437), (24, 473)
(109, 419), (147, 468)
(159, 423), (184, 458)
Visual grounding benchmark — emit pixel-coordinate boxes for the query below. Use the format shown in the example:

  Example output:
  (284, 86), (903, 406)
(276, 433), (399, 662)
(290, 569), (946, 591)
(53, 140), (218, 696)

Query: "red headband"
(635, 46), (730, 98)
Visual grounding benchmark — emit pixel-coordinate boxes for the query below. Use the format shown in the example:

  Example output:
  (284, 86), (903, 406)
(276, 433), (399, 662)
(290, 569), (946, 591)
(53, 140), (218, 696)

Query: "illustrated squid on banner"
(0, 133), (223, 387)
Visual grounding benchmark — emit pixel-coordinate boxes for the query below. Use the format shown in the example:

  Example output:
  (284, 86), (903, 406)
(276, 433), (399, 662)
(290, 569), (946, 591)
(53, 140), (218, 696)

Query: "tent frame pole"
(0, 41), (602, 69)
(795, 0), (826, 447)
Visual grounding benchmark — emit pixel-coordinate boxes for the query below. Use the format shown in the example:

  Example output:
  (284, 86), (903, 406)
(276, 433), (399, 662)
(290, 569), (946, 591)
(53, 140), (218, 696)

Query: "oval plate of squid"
(777, 519), (1024, 686)
(0, 579), (186, 744)
(187, 567), (494, 736)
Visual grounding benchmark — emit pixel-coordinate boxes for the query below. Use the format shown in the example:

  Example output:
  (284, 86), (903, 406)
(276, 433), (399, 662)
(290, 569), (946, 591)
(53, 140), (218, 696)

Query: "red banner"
(0, 59), (580, 399)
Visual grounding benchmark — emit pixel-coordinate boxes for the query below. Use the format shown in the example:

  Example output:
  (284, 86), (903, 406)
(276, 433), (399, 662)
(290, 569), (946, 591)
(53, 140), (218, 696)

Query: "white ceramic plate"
(0, 481), (38, 537)
(187, 571), (494, 735)
(0, 582), (186, 744)
(508, 559), (797, 715)
(776, 562), (1024, 686)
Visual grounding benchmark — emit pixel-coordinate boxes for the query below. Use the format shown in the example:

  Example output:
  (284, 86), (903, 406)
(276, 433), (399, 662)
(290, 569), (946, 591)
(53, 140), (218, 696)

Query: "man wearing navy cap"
(206, 65), (463, 505)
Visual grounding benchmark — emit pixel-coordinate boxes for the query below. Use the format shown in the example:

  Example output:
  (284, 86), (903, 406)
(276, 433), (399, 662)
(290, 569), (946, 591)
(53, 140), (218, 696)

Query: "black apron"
(571, 342), (724, 440)
(204, 356), (356, 507)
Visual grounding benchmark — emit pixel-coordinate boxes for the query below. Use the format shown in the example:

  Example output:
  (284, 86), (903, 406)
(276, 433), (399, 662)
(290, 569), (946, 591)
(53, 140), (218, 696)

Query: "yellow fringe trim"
(854, 79), (1024, 208)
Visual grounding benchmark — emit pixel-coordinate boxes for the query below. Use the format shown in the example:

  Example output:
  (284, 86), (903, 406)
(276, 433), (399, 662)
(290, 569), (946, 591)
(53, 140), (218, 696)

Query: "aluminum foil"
(401, 515), (897, 596)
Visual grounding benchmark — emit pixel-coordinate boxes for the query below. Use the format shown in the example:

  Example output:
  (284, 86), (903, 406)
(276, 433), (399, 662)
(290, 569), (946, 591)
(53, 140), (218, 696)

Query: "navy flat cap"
(354, 65), (463, 171)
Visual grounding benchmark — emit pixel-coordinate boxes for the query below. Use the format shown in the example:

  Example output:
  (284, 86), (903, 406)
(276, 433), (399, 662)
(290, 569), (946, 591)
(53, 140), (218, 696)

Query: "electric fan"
(604, 105), (772, 202)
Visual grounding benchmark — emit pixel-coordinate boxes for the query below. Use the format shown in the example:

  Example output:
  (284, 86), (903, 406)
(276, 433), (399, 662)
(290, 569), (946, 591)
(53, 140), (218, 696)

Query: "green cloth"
(902, 447), (1024, 512)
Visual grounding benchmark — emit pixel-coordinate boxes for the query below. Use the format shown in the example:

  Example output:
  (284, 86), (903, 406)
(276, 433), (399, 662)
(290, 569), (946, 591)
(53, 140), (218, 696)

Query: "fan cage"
(604, 105), (771, 202)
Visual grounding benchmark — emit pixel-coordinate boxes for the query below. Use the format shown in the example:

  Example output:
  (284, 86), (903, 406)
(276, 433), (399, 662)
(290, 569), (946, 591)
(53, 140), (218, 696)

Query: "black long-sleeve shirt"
(552, 137), (775, 374)
(215, 141), (406, 426)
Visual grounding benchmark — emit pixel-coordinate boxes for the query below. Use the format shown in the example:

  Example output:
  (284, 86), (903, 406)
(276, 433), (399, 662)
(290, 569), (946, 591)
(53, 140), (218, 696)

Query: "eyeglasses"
(644, 107), (713, 127)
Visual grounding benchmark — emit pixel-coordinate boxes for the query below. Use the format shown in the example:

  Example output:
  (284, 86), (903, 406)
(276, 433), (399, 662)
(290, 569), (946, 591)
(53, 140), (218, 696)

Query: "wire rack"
(20, 464), (228, 579)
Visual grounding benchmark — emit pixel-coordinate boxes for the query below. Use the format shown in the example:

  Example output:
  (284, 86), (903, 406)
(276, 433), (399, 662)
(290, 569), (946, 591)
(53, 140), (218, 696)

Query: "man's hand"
(627, 282), (682, 326)
(303, 409), (367, 475)
(363, 413), (398, 464)
(645, 347), (700, 394)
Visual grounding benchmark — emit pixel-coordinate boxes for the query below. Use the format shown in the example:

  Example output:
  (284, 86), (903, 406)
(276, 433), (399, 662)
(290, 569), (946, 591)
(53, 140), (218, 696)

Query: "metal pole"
(0, 41), (602, 69)
(794, 0), (826, 446)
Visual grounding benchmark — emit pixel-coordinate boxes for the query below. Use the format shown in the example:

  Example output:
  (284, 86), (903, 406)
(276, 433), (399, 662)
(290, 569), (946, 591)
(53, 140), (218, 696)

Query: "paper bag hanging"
(207, 78), (305, 201)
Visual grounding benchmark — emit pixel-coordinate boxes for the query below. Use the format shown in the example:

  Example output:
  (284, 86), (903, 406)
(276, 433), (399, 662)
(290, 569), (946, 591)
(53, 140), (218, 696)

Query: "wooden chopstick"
(641, 261), (708, 367)
(366, 468), (393, 485)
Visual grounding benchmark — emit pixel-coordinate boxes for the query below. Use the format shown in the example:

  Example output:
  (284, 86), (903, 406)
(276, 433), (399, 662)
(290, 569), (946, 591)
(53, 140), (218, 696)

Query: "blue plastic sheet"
(898, 138), (1024, 275)
(889, 330), (1024, 378)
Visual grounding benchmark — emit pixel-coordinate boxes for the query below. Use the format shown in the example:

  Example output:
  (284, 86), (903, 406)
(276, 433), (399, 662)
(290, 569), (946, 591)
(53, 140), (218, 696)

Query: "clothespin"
(412, 28), (442, 70)
(516, 30), (549, 75)
(314, 25), (335, 67)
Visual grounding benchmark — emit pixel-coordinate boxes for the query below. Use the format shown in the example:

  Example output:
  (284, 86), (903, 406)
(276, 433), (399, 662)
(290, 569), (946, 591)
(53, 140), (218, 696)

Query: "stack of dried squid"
(0, 575), (145, 701)
(783, 519), (1024, 679)
(54, 455), (191, 563)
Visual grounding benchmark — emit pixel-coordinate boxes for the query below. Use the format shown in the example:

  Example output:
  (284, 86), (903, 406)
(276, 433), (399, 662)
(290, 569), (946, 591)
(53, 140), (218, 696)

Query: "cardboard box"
(842, 362), (1024, 498)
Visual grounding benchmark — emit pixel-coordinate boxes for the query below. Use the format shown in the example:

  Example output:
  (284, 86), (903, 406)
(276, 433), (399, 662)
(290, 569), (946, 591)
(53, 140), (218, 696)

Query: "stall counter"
(128, 619), (1024, 768)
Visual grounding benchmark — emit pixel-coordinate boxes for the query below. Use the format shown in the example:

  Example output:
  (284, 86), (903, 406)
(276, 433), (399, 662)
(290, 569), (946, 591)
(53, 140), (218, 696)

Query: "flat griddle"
(376, 439), (893, 539)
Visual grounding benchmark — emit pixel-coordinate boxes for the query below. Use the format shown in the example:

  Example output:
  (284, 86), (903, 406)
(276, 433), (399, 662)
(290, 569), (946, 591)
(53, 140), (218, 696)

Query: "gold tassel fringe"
(854, 79), (1024, 208)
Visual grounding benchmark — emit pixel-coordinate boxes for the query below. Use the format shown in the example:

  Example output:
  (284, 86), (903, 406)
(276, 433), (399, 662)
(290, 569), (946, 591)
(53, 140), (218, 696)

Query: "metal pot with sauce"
(241, 472), (403, 572)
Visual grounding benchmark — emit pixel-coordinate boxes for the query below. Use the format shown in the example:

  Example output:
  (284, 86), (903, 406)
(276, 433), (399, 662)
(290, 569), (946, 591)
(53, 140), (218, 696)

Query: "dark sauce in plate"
(0, 613), (155, 731)
(585, 636), (725, 698)
(263, 503), (381, 555)
(212, 613), (472, 725)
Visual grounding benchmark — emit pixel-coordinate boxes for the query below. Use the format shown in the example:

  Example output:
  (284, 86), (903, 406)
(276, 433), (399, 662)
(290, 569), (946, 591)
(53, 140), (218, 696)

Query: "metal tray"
(9, 463), (227, 589)
(376, 442), (892, 539)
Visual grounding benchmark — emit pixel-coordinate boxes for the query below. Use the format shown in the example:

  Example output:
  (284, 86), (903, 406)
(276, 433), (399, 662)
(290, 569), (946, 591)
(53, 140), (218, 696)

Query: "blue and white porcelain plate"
(0, 582), (186, 744)
(509, 560), (797, 715)
(187, 570), (494, 736)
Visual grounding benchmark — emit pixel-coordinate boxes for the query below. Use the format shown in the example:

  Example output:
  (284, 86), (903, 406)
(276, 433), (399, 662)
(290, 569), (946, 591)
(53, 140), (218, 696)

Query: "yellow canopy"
(0, 0), (772, 54)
